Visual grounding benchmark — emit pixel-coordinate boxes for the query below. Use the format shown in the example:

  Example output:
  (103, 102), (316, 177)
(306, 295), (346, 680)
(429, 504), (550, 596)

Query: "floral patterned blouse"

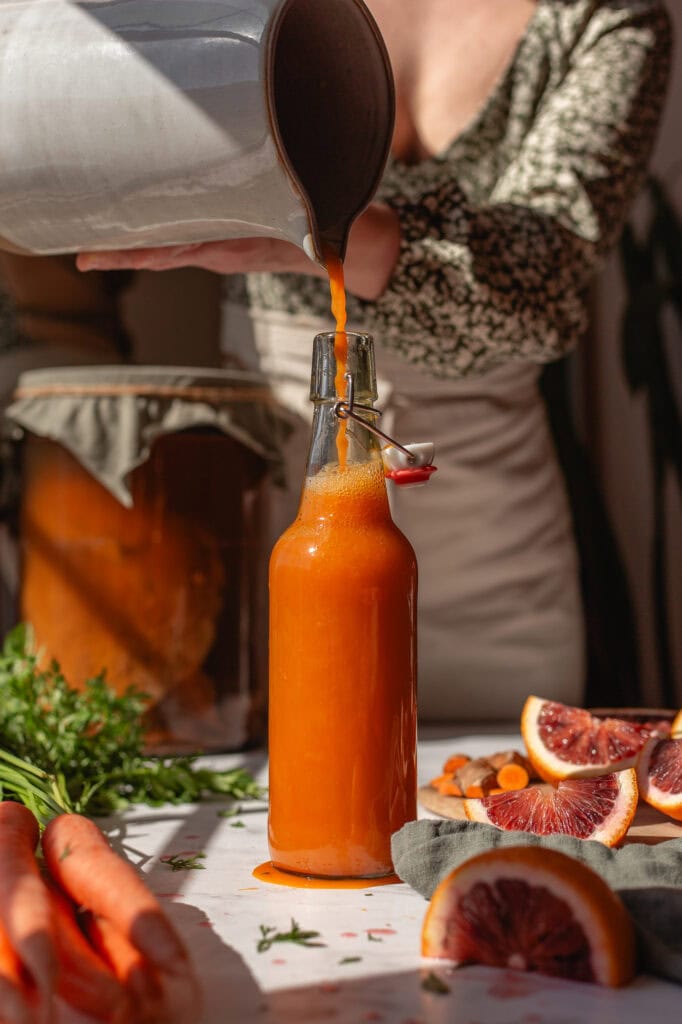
(225, 0), (672, 379)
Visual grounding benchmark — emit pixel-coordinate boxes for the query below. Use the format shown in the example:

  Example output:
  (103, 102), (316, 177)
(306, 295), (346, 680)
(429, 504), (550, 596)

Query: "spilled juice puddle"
(253, 861), (400, 889)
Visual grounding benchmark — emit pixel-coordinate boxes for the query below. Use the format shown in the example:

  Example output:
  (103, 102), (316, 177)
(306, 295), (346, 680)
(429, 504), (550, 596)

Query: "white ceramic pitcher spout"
(0, 0), (394, 264)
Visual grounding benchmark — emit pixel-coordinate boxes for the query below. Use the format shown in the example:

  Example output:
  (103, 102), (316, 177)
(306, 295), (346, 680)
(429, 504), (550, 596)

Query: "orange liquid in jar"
(268, 459), (417, 878)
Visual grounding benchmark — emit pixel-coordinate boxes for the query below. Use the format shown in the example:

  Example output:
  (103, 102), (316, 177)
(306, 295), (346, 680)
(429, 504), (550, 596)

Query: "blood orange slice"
(464, 769), (637, 847)
(521, 696), (657, 782)
(591, 709), (673, 736)
(636, 736), (682, 821)
(421, 847), (635, 986)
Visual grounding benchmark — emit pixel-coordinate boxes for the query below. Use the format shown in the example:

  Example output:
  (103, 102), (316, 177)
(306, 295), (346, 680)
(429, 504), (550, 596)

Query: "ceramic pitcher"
(0, 0), (394, 263)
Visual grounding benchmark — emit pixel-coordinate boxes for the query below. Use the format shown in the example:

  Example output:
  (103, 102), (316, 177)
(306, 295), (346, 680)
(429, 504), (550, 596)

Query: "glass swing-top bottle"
(267, 330), (418, 880)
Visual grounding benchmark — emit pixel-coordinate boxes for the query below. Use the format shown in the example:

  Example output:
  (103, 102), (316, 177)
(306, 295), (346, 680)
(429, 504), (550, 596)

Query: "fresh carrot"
(0, 977), (37, 1024)
(0, 916), (34, 993)
(44, 876), (130, 1023)
(82, 912), (166, 1023)
(0, 802), (57, 1006)
(0, 919), (39, 1024)
(41, 814), (188, 975)
(442, 753), (470, 774)
(83, 913), (196, 1024)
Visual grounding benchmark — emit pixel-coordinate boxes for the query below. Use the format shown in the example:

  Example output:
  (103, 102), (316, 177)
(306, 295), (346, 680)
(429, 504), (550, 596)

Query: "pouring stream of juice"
(325, 249), (349, 467)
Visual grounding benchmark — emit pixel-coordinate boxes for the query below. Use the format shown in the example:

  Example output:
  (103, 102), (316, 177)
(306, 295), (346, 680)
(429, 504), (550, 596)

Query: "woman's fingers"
(76, 244), (209, 272)
(76, 236), (318, 275)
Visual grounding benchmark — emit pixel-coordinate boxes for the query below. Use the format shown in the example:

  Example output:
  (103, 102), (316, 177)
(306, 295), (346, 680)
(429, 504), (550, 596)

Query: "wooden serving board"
(418, 785), (682, 846)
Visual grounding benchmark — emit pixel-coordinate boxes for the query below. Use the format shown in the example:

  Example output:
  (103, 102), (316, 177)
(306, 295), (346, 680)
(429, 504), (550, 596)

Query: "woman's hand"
(76, 203), (401, 302)
(76, 235), (315, 276)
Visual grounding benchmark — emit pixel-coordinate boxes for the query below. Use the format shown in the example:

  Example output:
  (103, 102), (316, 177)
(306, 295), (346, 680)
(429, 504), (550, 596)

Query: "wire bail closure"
(333, 372), (437, 486)
(333, 372), (415, 460)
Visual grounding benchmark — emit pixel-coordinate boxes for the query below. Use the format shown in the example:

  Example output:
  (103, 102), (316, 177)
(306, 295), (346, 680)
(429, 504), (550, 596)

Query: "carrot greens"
(160, 852), (206, 872)
(0, 624), (265, 823)
(257, 920), (325, 953)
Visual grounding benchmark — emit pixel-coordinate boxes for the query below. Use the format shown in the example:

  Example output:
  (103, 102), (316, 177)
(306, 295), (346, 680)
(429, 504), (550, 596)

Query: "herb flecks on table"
(257, 919), (326, 953)
(0, 624), (265, 823)
(421, 971), (451, 994)
(218, 805), (244, 819)
(161, 852), (206, 872)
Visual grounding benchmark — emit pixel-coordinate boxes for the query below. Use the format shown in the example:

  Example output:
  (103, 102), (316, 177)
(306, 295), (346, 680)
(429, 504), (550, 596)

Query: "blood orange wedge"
(464, 769), (637, 847)
(521, 695), (657, 782)
(636, 736), (682, 821)
(421, 846), (635, 986)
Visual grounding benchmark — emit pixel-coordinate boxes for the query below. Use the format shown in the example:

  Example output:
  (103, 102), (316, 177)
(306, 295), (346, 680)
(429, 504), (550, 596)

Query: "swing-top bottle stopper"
(381, 441), (437, 486)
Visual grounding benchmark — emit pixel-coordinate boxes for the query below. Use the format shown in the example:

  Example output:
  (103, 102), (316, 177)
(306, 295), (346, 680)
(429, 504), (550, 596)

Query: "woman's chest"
(369, 0), (537, 163)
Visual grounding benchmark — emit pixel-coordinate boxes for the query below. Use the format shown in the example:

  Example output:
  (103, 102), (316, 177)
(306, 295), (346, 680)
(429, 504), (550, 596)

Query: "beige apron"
(222, 302), (585, 721)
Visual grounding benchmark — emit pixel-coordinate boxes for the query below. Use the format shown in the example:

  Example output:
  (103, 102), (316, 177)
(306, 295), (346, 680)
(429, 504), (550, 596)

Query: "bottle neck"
(304, 399), (382, 478)
(299, 400), (390, 523)
(299, 330), (390, 520)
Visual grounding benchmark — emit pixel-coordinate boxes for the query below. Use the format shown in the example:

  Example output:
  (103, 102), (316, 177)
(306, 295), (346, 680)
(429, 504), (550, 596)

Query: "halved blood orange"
(421, 846), (635, 986)
(464, 769), (638, 847)
(636, 736), (682, 821)
(521, 696), (659, 782)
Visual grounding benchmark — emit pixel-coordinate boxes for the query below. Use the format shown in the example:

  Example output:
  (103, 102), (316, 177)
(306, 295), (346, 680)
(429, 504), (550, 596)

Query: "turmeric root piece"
(438, 779), (463, 797)
(487, 750), (535, 791)
(442, 753), (471, 774)
(429, 773), (463, 797)
(454, 758), (497, 798)
(430, 749), (536, 800)
(496, 762), (530, 791)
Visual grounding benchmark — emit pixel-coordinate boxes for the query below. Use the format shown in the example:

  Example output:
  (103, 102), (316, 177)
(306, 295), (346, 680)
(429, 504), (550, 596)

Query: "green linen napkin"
(391, 819), (682, 984)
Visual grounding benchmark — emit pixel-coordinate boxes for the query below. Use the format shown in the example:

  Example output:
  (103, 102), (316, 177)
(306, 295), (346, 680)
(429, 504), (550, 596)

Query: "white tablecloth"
(60, 729), (680, 1023)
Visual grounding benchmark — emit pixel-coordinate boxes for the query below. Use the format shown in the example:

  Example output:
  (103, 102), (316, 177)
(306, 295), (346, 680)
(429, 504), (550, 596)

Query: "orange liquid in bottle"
(268, 459), (417, 878)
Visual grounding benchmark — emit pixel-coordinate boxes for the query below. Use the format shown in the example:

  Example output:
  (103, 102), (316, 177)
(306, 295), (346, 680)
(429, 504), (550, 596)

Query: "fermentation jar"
(7, 365), (286, 753)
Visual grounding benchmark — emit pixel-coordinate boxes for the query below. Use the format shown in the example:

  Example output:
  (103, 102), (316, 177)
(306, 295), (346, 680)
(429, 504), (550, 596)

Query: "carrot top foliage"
(0, 625), (265, 823)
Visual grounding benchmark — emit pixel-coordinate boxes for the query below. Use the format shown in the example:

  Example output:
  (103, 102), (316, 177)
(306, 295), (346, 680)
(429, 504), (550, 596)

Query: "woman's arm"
(76, 202), (401, 303)
(357, 1), (673, 377)
(77, 2), (672, 378)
